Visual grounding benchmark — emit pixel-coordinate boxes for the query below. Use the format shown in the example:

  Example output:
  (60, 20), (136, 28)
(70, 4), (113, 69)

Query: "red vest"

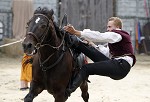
(108, 30), (136, 66)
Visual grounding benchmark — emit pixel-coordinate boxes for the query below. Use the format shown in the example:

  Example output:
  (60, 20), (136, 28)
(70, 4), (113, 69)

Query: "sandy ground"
(0, 54), (150, 102)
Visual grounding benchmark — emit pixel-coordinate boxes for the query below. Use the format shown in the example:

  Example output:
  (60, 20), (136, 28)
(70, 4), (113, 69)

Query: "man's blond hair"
(108, 17), (122, 29)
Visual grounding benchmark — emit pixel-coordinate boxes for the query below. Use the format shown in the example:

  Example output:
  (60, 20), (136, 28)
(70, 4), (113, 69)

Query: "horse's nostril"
(22, 43), (32, 49)
(28, 43), (32, 48)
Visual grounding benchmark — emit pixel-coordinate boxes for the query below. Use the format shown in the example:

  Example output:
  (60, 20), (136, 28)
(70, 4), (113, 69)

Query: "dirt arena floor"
(0, 53), (150, 102)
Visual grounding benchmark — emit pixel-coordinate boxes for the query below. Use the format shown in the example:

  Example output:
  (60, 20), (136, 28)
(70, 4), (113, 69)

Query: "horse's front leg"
(53, 91), (68, 102)
(24, 81), (44, 102)
(80, 80), (89, 102)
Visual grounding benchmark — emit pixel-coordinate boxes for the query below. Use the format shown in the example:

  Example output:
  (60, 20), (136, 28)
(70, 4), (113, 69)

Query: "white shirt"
(80, 29), (133, 66)
(96, 44), (109, 57)
(80, 29), (122, 43)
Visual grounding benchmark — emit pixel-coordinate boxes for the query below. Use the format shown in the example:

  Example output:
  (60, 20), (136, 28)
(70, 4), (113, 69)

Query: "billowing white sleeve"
(96, 44), (110, 58)
(80, 29), (122, 43)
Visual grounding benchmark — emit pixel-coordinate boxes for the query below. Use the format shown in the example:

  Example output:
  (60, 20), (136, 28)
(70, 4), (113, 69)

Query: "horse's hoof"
(24, 98), (32, 102)
(65, 89), (71, 97)
(24, 95), (33, 102)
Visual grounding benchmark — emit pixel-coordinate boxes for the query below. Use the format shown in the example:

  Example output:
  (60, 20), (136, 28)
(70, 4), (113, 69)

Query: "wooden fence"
(59, 0), (114, 32)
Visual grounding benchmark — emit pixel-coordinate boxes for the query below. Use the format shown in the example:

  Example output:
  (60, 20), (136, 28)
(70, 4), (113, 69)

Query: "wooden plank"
(60, 0), (114, 32)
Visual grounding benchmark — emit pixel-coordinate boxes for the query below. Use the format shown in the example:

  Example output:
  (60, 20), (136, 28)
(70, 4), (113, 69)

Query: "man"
(64, 17), (136, 96)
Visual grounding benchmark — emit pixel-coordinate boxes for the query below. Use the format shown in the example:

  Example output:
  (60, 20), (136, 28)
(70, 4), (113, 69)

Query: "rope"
(0, 39), (24, 48)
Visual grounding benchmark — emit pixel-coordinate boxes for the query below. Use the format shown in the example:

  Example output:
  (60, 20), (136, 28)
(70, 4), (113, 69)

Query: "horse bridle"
(27, 14), (64, 50)
(26, 13), (65, 71)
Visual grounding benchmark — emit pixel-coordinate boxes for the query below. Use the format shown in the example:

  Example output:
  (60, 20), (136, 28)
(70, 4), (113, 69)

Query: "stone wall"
(0, 0), (58, 56)
(115, 0), (150, 50)
(0, 0), (12, 39)
(0, 0), (58, 40)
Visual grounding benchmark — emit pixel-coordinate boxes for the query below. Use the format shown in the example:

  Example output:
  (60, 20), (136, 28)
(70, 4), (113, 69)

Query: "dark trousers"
(76, 42), (131, 80)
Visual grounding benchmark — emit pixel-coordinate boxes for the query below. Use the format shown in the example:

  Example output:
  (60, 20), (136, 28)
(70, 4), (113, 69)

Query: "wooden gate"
(59, 0), (114, 32)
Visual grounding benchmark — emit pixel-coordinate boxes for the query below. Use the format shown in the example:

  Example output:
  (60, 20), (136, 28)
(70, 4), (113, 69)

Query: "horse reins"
(26, 13), (66, 71)
(27, 14), (65, 50)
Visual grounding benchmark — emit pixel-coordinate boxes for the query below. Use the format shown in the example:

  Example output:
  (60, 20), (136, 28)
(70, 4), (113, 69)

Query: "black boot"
(66, 72), (84, 96)
(64, 32), (81, 48)
(64, 32), (109, 62)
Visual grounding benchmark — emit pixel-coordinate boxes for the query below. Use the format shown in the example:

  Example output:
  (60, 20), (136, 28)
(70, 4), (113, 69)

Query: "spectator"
(20, 53), (32, 91)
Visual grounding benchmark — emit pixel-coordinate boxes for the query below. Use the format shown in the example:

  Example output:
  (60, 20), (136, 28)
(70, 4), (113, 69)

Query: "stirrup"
(86, 79), (91, 83)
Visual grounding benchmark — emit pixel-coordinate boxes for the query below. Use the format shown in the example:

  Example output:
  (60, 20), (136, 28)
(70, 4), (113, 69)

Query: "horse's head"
(22, 7), (57, 55)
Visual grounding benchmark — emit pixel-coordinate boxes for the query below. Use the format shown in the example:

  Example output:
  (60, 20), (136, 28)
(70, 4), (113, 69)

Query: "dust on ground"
(0, 53), (150, 102)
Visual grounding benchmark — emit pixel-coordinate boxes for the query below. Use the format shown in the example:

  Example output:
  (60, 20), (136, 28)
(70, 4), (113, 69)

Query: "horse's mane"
(34, 7), (53, 19)
(34, 7), (63, 38)
(53, 22), (63, 38)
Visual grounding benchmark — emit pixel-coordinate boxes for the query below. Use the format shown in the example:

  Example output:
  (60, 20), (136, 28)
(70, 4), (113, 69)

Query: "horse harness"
(26, 13), (66, 71)
(26, 13), (82, 77)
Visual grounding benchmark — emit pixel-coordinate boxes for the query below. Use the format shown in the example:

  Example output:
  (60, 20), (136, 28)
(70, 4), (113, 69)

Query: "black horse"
(22, 7), (89, 102)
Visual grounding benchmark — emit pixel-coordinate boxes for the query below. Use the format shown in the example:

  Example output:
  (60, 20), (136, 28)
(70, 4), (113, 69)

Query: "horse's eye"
(40, 24), (46, 29)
